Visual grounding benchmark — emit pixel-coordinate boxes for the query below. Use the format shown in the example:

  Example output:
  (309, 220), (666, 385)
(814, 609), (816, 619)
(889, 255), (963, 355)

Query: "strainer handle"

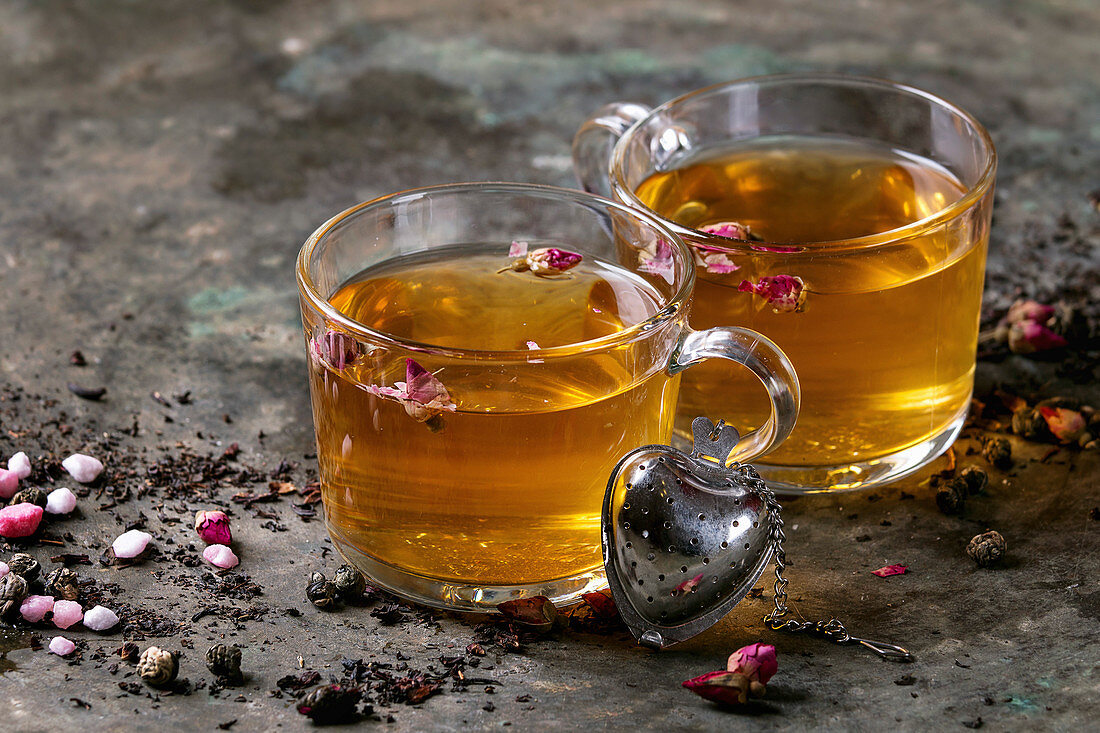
(668, 327), (800, 463)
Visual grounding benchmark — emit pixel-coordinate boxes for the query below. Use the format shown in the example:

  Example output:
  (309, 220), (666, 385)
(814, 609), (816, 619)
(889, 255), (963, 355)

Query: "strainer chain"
(742, 467), (914, 663)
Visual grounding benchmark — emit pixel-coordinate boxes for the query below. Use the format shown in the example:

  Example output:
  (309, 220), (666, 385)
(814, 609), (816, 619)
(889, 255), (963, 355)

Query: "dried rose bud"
(311, 329), (360, 371)
(194, 509), (232, 545)
(1007, 320), (1067, 354)
(366, 358), (457, 426)
(496, 595), (558, 630)
(1005, 300), (1056, 325)
(738, 275), (806, 313)
(682, 670), (754, 705)
(1039, 407), (1086, 443)
(526, 247), (583, 275)
(726, 643), (777, 684)
(966, 530), (1006, 567)
(581, 590), (617, 619)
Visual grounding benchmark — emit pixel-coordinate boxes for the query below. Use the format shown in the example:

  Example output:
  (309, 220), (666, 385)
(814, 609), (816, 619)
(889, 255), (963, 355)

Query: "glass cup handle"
(668, 327), (801, 464)
(572, 102), (652, 198)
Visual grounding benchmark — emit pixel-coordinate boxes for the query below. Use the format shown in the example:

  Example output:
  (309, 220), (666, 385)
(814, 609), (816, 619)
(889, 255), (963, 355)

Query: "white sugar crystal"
(82, 605), (120, 631)
(49, 636), (76, 656)
(62, 453), (104, 484)
(202, 544), (239, 569)
(45, 487), (78, 515)
(112, 529), (152, 559)
(7, 452), (31, 479)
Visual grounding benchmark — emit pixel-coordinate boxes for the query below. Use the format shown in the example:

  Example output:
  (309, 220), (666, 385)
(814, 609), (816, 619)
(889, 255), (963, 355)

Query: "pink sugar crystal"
(0, 503), (44, 538)
(62, 453), (104, 483)
(112, 529), (153, 559)
(0, 561), (8, 578)
(52, 599), (83, 629)
(7, 452), (31, 479)
(20, 595), (56, 623)
(0, 469), (19, 499)
(46, 487), (78, 515)
(203, 544), (239, 569)
(49, 636), (76, 656)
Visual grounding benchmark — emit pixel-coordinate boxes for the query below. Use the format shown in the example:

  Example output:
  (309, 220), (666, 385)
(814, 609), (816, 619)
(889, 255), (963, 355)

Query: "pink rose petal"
(700, 221), (754, 240)
(0, 503), (44, 538)
(45, 487), (78, 515)
(525, 341), (540, 350)
(7, 452), (31, 479)
(702, 252), (739, 274)
(62, 453), (104, 484)
(51, 600), (83, 629)
(508, 240), (529, 257)
(726, 643), (777, 684)
(1039, 407), (1087, 443)
(112, 529), (152, 559)
(203, 544), (239, 569)
(0, 469), (18, 499)
(871, 564), (909, 577)
(49, 636), (76, 656)
(20, 595), (56, 623)
(673, 573), (704, 596)
(639, 239), (675, 277)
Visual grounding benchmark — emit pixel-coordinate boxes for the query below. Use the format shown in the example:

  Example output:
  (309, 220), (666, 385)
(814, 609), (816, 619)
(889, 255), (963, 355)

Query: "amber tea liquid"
(635, 137), (987, 477)
(308, 249), (678, 586)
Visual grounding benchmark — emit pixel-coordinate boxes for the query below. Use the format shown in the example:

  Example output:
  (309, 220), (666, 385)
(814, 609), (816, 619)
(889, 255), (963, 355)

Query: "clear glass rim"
(610, 72), (998, 252)
(296, 181), (695, 361)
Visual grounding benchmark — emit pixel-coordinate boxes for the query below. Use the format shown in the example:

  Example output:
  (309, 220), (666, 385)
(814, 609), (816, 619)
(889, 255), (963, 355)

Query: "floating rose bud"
(45, 488), (78, 515)
(528, 247), (582, 275)
(7, 452), (31, 480)
(62, 453), (104, 484)
(52, 599), (83, 629)
(1040, 407), (1086, 443)
(203, 544), (239, 569)
(700, 250), (739, 274)
(112, 529), (153, 559)
(639, 239), (675, 277)
(1007, 320), (1067, 354)
(871, 564), (909, 577)
(496, 595), (557, 630)
(20, 594), (55, 623)
(682, 670), (753, 705)
(700, 221), (758, 241)
(581, 590), (617, 619)
(49, 636), (76, 656)
(508, 240), (529, 257)
(726, 643), (778, 684)
(0, 469), (18, 500)
(1006, 299), (1056, 325)
(194, 509), (232, 545)
(739, 275), (806, 313)
(83, 604), (120, 631)
(366, 358), (457, 426)
(0, 503), (44, 538)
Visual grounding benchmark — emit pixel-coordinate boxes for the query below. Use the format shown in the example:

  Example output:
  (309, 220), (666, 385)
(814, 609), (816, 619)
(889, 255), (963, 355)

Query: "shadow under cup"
(295, 184), (798, 611)
(575, 74), (998, 492)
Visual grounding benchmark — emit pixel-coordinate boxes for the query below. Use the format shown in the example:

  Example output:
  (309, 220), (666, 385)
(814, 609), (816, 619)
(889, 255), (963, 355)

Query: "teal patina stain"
(188, 286), (251, 314)
(1006, 696), (1040, 711)
(699, 44), (788, 80)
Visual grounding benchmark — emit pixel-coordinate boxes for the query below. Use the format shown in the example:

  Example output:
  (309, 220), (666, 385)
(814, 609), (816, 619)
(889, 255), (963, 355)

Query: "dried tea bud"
(137, 646), (179, 687)
(1011, 407), (1051, 441)
(205, 643), (243, 685)
(957, 466), (988, 496)
(10, 487), (47, 509)
(935, 479), (967, 515)
(297, 684), (362, 725)
(118, 641), (140, 662)
(682, 670), (754, 705)
(44, 567), (80, 601)
(967, 530), (1007, 568)
(306, 578), (338, 610)
(980, 436), (1012, 469)
(0, 572), (28, 618)
(7, 553), (41, 581)
(194, 510), (232, 545)
(332, 565), (366, 600)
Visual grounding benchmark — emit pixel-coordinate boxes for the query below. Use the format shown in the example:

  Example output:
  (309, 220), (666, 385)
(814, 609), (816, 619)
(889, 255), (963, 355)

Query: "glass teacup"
(574, 74), (996, 492)
(296, 183), (798, 611)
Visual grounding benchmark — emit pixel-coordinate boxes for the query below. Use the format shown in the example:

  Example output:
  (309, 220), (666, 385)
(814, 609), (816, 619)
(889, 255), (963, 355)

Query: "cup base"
(328, 530), (608, 612)
(675, 405), (968, 494)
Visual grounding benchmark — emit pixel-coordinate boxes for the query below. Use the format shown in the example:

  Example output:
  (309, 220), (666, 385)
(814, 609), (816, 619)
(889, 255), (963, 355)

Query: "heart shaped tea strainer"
(602, 416), (913, 661)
